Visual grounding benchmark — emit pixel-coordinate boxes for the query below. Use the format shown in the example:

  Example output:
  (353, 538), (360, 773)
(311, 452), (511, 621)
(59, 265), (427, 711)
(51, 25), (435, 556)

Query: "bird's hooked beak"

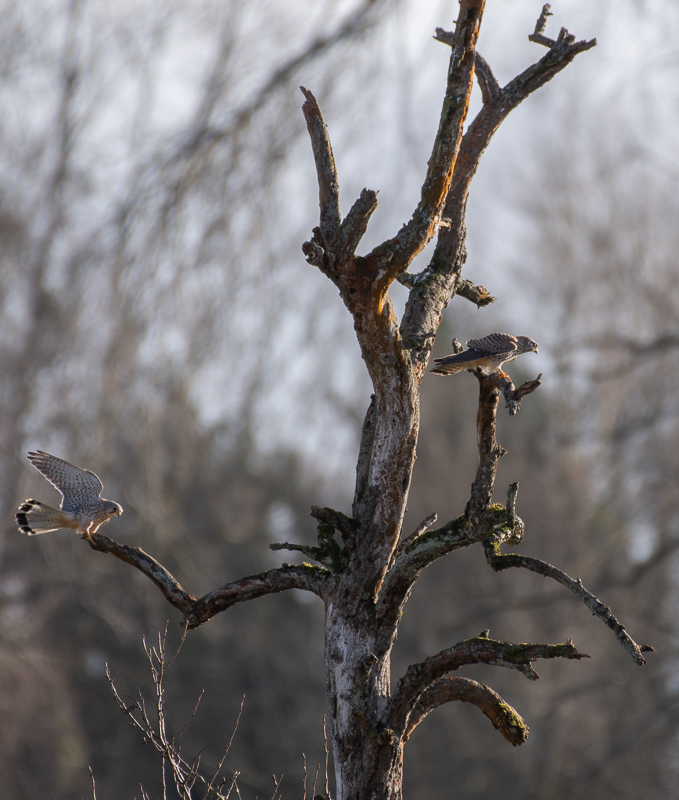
(114, 504), (123, 517)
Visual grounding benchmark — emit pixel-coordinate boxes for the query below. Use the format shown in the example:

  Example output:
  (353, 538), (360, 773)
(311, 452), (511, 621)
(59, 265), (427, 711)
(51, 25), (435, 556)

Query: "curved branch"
(87, 532), (329, 630)
(405, 677), (529, 747)
(473, 52), (501, 106)
(185, 564), (329, 629)
(388, 634), (589, 736)
(87, 532), (196, 612)
(377, 513), (480, 633)
(483, 533), (654, 666)
(377, 495), (524, 647)
(310, 505), (357, 541)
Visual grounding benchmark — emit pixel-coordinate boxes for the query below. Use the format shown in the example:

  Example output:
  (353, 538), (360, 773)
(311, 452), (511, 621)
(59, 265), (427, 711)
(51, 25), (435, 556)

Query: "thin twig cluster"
(104, 627), (242, 800)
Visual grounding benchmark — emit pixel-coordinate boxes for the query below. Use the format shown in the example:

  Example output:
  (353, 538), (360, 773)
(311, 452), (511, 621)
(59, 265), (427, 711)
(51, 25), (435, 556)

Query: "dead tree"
(57, 4), (652, 799)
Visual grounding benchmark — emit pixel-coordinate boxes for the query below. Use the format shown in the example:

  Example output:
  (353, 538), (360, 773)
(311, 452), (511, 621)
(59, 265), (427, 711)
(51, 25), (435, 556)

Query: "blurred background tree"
(0, 0), (676, 798)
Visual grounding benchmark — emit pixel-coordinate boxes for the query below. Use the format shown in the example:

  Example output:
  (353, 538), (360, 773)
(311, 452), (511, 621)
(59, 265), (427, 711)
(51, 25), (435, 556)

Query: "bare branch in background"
(106, 628), (243, 800)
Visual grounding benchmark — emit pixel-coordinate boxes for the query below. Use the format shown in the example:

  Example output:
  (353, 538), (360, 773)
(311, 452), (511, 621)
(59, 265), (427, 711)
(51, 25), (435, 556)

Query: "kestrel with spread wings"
(16, 451), (123, 540)
(430, 332), (538, 376)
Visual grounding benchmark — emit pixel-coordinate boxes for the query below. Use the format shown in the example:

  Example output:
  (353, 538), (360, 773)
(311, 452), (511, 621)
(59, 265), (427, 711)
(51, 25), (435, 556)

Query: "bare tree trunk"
(325, 602), (403, 800)
(36, 5), (655, 799)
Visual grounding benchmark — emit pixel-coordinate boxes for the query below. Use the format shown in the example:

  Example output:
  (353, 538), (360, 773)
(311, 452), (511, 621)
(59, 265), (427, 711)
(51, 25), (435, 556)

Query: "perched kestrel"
(16, 451), (122, 539)
(430, 332), (538, 376)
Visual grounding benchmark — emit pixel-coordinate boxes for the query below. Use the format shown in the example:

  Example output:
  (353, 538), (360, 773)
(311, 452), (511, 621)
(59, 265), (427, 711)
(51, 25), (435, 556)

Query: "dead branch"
(269, 540), (325, 561)
(88, 531), (328, 629)
(484, 533), (654, 666)
(368, 0), (486, 285)
(400, 9), (595, 369)
(185, 564), (329, 629)
(389, 633), (589, 736)
(503, 373), (542, 415)
(106, 629), (242, 800)
(466, 369), (541, 522)
(334, 188), (381, 263)
(398, 512), (438, 552)
(87, 532), (196, 612)
(310, 505), (357, 540)
(454, 276), (496, 307)
(466, 373), (507, 519)
(405, 677), (529, 747)
(301, 87), (341, 242)
(473, 52), (502, 106)
(528, 3), (555, 47)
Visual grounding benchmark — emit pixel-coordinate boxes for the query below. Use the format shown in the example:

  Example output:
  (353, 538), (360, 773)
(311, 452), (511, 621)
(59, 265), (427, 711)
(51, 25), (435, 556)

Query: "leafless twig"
(89, 766), (97, 800)
(106, 626), (243, 799)
(311, 762), (320, 800)
(270, 773), (283, 800)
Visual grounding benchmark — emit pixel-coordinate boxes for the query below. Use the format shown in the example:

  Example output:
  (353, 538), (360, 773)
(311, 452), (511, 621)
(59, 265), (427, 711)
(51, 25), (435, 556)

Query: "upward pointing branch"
(369, 0), (487, 290)
(400, 7), (596, 372)
(301, 87), (341, 242)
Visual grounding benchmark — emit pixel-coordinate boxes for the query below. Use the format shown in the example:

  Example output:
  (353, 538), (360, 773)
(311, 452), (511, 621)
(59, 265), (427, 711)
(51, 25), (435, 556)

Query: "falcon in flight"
(430, 332), (538, 376)
(16, 451), (122, 540)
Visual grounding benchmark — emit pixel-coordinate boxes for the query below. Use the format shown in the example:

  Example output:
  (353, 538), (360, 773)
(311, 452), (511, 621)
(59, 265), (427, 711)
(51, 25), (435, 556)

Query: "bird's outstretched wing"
(26, 451), (104, 512)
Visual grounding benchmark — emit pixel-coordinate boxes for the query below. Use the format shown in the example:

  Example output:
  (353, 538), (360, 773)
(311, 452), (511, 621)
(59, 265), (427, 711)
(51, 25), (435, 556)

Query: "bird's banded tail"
(16, 499), (72, 535)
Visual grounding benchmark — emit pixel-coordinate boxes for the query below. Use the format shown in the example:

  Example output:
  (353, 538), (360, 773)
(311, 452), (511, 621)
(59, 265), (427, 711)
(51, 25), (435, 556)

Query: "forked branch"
(303, 0), (487, 321)
(400, 8), (596, 364)
(88, 531), (328, 630)
(389, 634), (589, 736)
(368, 0), (486, 285)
